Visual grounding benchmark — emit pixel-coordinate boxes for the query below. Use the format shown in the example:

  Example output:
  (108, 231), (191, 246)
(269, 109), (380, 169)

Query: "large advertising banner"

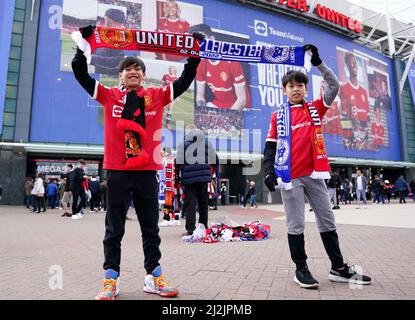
(30, 0), (401, 161)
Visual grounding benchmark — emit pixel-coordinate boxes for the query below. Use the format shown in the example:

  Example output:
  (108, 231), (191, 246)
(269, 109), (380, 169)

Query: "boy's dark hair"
(67, 164), (73, 169)
(78, 159), (86, 165)
(118, 56), (146, 73)
(282, 70), (309, 88)
(189, 23), (213, 37)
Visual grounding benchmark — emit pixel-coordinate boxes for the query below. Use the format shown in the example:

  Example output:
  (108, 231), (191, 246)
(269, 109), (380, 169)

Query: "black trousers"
(90, 192), (101, 210)
(72, 188), (86, 215)
(32, 195), (46, 212)
(184, 182), (209, 234)
(103, 170), (161, 275)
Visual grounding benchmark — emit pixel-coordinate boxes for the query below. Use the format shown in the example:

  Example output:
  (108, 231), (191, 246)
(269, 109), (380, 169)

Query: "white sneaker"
(71, 213), (83, 220)
(170, 220), (181, 226)
(158, 220), (171, 227)
(355, 205), (360, 209)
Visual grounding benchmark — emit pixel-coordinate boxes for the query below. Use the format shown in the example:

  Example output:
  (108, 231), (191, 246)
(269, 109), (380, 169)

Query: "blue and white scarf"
(274, 102), (294, 190)
(274, 102), (332, 190)
(72, 27), (312, 70)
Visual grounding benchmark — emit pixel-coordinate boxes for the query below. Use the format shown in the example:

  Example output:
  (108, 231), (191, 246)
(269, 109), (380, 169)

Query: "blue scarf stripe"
(274, 102), (292, 184)
(200, 40), (307, 66)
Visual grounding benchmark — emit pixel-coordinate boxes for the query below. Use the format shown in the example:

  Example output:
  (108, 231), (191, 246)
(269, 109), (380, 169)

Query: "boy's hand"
(79, 25), (96, 39)
(303, 44), (322, 66)
(192, 31), (205, 40)
(264, 173), (279, 192)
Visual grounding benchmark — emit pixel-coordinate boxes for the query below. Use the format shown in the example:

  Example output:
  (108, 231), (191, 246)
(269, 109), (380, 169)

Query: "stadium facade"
(1, 0), (415, 205)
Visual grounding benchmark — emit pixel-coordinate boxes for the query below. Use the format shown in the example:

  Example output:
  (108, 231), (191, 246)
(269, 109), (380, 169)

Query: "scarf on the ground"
(274, 101), (331, 190)
(72, 26), (311, 70)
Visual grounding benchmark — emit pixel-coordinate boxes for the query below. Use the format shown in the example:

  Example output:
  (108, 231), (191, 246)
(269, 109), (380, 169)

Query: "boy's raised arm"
(71, 25), (97, 97)
(304, 44), (340, 106)
(72, 48), (96, 97)
(172, 32), (205, 100)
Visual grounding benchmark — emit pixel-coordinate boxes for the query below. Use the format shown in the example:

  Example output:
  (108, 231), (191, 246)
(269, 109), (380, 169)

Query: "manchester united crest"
(144, 96), (152, 108)
(221, 72), (228, 81)
(100, 28), (134, 48)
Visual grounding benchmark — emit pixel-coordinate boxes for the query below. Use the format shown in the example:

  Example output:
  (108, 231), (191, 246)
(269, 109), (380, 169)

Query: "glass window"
(7, 72), (19, 86)
(9, 46), (22, 60)
(4, 99), (17, 113)
(2, 126), (15, 141)
(3, 113), (16, 127)
(11, 34), (23, 47)
(15, 0), (26, 10)
(12, 21), (24, 34)
(14, 8), (25, 22)
(6, 85), (18, 99)
(8, 59), (20, 73)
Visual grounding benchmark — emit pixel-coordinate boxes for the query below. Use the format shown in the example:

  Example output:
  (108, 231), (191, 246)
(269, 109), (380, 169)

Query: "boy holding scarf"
(264, 45), (371, 289)
(72, 25), (203, 300)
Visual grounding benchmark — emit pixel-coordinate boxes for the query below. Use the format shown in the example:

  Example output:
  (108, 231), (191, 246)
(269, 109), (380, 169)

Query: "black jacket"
(176, 130), (220, 186)
(69, 167), (85, 191)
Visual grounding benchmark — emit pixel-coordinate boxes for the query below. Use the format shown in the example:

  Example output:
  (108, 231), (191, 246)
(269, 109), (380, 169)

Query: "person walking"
(372, 176), (385, 204)
(176, 124), (220, 236)
(354, 169), (367, 209)
(384, 180), (393, 203)
(46, 179), (58, 209)
(248, 181), (258, 208)
(327, 171), (341, 209)
(70, 159), (88, 219)
(241, 179), (250, 208)
(395, 175), (408, 204)
(31, 173), (46, 214)
(88, 176), (101, 212)
(24, 177), (34, 209)
(61, 164), (74, 217)
(220, 182), (227, 206)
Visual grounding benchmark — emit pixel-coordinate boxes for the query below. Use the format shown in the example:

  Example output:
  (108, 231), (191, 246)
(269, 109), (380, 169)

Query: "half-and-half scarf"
(72, 26), (311, 70)
(274, 101), (331, 190)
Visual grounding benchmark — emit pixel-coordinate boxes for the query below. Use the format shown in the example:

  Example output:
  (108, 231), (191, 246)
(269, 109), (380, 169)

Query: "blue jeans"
(250, 194), (257, 207)
(24, 195), (32, 207)
(48, 194), (57, 208)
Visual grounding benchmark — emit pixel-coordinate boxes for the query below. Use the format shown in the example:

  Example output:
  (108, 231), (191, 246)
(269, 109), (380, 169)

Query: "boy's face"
(119, 64), (146, 89)
(283, 80), (307, 104)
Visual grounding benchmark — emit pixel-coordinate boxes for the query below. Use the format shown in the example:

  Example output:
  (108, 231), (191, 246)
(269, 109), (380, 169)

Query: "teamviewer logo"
(255, 20), (268, 37)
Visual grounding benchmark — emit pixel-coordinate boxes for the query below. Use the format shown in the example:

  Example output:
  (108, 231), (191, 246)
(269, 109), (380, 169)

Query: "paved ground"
(1, 200), (415, 300)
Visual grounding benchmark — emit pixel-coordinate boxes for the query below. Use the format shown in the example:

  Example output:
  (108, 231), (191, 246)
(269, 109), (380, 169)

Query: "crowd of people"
(326, 170), (415, 209)
(23, 160), (108, 217)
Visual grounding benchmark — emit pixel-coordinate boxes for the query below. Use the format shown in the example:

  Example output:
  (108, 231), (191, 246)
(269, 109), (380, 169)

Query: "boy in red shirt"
(264, 45), (371, 289)
(72, 25), (203, 300)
